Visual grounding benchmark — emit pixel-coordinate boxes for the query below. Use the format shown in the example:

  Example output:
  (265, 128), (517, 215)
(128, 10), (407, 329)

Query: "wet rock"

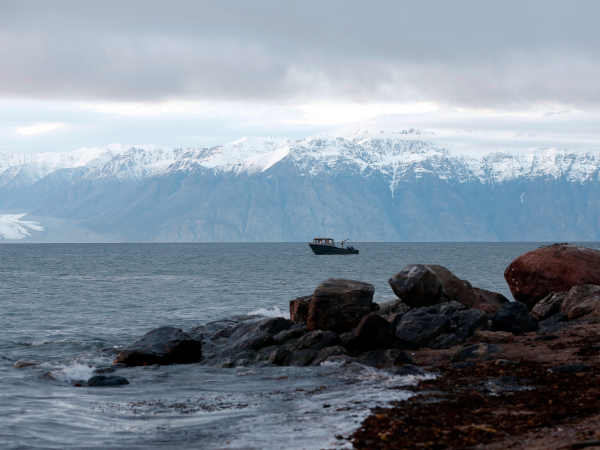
(113, 327), (202, 367)
(345, 314), (399, 352)
(429, 309), (489, 349)
(395, 309), (452, 348)
(189, 315), (254, 341)
(283, 330), (340, 354)
(224, 331), (275, 354)
(388, 264), (443, 307)
(425, 301), (469, 316)
(307, 278), (375, 333)
(537, 313), (571, 334)
(311, 346), (347, 366)
(452, 343), (501, 362)
(287, 349), (318, 366)
(86, 375), (129, 386)
(550, 364), (590, 374)
(425, 265), (476, 307)
(268, 347), (291, 366)
(93, 367), (116, 374)
(321, 355), (357, 366)
(254, 345), (280, 362)
(532, 292), (567, 321)
(274, 323), (307, 345)
(560, 284), (600, 320)
(473, 330), (515, 344)
(491, 302), (538, 334)
(391, 364), (424, 376)
(471, 288), (510, 314)
(289, 295), (312, 322)
(13, 360), (41, 368)
(227, 317), (293, 342)
(356, 349), (414, 368)
(504, 244), (600, 309)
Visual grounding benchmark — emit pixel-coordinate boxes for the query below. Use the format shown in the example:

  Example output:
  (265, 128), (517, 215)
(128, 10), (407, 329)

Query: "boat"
(308, 238), (359, 255)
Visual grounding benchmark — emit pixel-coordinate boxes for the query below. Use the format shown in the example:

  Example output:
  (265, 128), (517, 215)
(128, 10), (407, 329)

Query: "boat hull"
(309, 244), (359, 255)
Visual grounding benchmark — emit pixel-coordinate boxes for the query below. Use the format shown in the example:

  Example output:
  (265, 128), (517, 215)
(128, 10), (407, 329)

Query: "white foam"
(247, 305), (290, 319)
(46, 364), (95, 383)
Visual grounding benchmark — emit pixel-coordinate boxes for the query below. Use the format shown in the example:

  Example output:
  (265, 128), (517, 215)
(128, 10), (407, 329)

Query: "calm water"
(2, 242), (597, 449)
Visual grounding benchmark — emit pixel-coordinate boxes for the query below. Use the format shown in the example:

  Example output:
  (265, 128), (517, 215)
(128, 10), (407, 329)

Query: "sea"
(2, 242), (598, 450)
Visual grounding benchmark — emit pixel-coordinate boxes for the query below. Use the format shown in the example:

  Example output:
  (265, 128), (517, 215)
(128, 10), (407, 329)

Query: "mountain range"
(2, 108), (600, 242)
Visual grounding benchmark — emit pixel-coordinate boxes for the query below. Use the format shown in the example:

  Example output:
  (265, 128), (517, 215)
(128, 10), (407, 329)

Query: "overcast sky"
(1, 0), (599, 153)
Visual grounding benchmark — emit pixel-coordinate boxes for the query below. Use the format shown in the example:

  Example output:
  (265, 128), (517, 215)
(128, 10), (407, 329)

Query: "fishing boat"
(308, 238), (359, 255)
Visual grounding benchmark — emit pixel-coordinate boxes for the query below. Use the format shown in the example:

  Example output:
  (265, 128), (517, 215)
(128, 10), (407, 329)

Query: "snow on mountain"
(0, 214), (45, 239)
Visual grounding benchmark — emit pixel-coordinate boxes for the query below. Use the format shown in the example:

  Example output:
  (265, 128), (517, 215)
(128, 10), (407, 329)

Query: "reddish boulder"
(471, 288), (510, 314)
(504, 244), (600, 309)
(307, 278), (375, 333)
(560, 285), (600, 320)
(426, 265), (476, 307)
(388, 264), (443, 307)
(289, 295), (311, 322)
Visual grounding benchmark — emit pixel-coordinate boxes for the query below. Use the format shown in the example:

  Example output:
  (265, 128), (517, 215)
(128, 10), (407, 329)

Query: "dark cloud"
(1, 0), (599, 108)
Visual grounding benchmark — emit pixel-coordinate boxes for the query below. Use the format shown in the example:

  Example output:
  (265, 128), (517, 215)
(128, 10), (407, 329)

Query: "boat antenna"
(341, 238), (349, 248)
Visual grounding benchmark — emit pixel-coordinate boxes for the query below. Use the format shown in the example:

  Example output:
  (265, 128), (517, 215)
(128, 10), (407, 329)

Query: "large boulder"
(560, 285), (600, 320)
(532, 292), (567, 321)
(375, 298), (410, 318)
(504, 244), (600, 309)
(388, 264), (443, 307)
(307, 278), (375, 333)
(289, 295), (312, 322)
(425, 265), (475, 307)
(114, 327), (203, 367)
(491, 302), (538, 334)
(428, 309), (489, 349)
(471, 288), (510, 314)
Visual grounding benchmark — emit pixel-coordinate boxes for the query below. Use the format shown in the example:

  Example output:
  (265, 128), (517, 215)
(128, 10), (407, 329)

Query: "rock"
(504, 244), (600, 309)
(550, 364), (590, 374)
(560, 285), (600, 320)
(495, 359), (519, 366)
(471, 288), (510, 314)
(375, 298), (410, 318)
(190, 315), (254, 340)
(284, 330), (340, 353)
(534, 335), (559, 342)
(86, 375), (129, 386)
(311, 346), (347, 366)
(425, 301), (469, 316)
(307, 278), (375, 333)
(13, 360), (40, 368)
(537, 313), (571, 334)
(268, 347), (291, 366)
(425, 265), (476, 307)
(227, 317), (293, 342)
(113, 327), (202, 367)
(287, 349), (318, 366)
(254, 345), (280, 362)
(290, 295), (312, 322)
(345, 314), (398, 352)
(395, 309), (452, 348)
(491, 302), (538, 334)
(274, 324), (307, 345)
(452, 343), (501, 362)
(532, 292), (567, 321)
(391, 365), (424, 376)
(428, 309), (489, 349)
(93, 367), (116, 374)
(451, 362), (475, 369)
(226, 331), (275, 354)
(356, 349), (414, 368)
(321, 355), (357, 366)
(474, 330), (515, 344)
(388, 264), (443, 307)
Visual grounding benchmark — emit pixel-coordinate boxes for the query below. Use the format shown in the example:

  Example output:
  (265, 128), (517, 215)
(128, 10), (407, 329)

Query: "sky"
(1, 0), (599, 153)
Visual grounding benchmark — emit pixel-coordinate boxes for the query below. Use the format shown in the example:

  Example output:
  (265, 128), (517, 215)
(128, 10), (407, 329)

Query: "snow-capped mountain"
(2, 109), (600, 242)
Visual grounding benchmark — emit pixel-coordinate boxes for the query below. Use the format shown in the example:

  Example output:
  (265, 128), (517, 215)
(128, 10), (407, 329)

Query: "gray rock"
(356, 349), (414, 367)
(537, 313), (571, 334)
(388, 264), (443, 307)
(532, 292), (567, 321)
(86, 375), (129, 387)
(311, 346), (347, 366)
(425, 301), (469, 316)
(391, 364), (424, 376)
(274, 324), (308, 345)
(268, 347), (292, 366)
(430, 309), (489, 347)
(113, 327), (202, 367)
(395, 309), (452, 347)
(425, 264), (476, 307)
(287, 349), (318, 366)
(452, 343), (501, 362)
(320, 355), (357, 366)
(223, 331), (274, 354)
(227, 317), (293, 342)
(550, 364), (590, 373)
(283, 330), (340, 352)
(375, 298), (410, 318)
(491, 302), (539, 334)
(560, 284), (600, 320)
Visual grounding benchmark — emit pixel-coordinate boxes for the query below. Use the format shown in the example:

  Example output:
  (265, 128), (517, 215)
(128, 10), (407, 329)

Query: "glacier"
(1, 109), (600, 242)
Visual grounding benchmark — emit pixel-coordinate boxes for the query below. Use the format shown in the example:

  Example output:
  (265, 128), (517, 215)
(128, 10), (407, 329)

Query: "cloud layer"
(1, 0), (600, 109)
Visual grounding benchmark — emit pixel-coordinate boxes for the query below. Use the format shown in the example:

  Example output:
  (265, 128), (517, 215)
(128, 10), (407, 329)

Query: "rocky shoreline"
(34, 243), (600, 448)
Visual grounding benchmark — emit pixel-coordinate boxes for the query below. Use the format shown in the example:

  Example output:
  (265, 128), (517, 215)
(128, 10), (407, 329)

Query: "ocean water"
(2, 242), (598, 449)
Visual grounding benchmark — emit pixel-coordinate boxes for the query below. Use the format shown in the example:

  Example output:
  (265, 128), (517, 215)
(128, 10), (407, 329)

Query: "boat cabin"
(312, 238), (334, 246)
